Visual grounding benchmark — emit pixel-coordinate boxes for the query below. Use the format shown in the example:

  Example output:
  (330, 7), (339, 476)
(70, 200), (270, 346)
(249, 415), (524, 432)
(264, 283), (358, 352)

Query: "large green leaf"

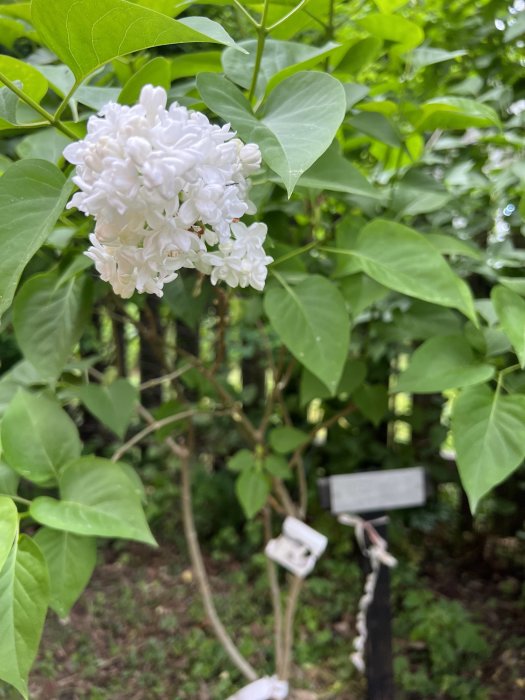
(72, 379), (138, 439)
(396, 336), (494, 393)
(452, 385), (525, 512)
(0, 535), (49, 700)
(0, 462), (19, 496)
(31, 0), (239, 82)
(15, 129), (72, 164)
(235, 468), (270, 519)
(294, 142), (378, 197)
(33, 528), (97, 618)
(222, 39), (340, 97)
(417, 97), (500, 130)
(1, 391), (81, 486)
(491, 285), (525, 368)
(0, 56), (48, 130)
(408, 47), (467, 69)
(264, 275), (350, 393)
(0, 497), (17, 574)
(118, 56), (171, 105)
(348, 111), (403, 148)
(300, 358), (367, 406)
(30, 457), (156, 546)
(331, 219), (476, 321)
(269, 426), (308, 454)
(358, 13), (424, 50)
(0, 160), (71, 319)
(197, 71), (346, 195)
(13, 271), (92, 383)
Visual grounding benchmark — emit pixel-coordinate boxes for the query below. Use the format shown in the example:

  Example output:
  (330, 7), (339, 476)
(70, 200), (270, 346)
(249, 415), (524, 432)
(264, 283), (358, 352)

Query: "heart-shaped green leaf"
(0, 535), (49, 700)
(264, 275), (350, 393)
(0, 160), (71, 319)
(2, 390), (81, 486)
(452, 385), (525, 512)
(72, 380), (138, 439)
(30, 457), (156, 545)
(197, 71), (346, 195)
(34, 528), (97, 618)
(31, 0), (239, 82)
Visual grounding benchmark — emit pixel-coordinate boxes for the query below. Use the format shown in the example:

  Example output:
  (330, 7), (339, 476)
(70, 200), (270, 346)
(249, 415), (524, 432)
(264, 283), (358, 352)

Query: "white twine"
(338, 514), (397, 674)
(226, 676), (289, 700)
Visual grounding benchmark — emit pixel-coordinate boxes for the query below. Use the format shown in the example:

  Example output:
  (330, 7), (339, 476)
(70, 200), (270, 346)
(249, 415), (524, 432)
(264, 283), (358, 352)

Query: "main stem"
(180, 446), (258, 682)
(0, 71), (78, 140)
(248, 0), (271, 103)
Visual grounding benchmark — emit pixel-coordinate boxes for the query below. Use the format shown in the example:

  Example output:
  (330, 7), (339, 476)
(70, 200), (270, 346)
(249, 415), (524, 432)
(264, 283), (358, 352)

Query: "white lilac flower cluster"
(63, 85), (272, 298)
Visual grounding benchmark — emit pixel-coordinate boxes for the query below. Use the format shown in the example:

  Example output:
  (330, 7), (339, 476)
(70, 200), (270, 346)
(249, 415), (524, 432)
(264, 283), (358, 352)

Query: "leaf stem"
(232, 0), (260, 28)
(0, 71), (78, 140)
(267, 0), (310, 31)
(248, 0), (271, 103)
(270, 240), (318, 267)
(0, 494), (31, 506)
(53, 79), (82, 121)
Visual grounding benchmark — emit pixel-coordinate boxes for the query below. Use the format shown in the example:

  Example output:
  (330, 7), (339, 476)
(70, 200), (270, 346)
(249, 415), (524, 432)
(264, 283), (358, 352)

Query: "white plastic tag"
(265, 517), (328, 578)
(226, 676), (289, 700)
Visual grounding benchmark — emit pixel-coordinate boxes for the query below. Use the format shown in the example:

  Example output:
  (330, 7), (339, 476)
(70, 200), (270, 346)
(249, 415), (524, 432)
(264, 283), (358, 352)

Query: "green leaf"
(15, 129), (72, 164)
(0, 361), (44, 418)
(358, 13), (424, 50)
(222, 39), (340, 98)
(353, 384), (388, 426)
(335, 37), (383, 75)
(300, 358), (367, 405)
(418, 97), (500, 130)
(334, 219), (476, 321)
(227, 449), (255, 473)
(408, 47), (466, 69)
(339, 274), (389, 317)
(235, 468), (270, 519)
(0, 60), (39, 103)
(2, 391), (81, 486)
(72, 380), (138, 439)
(426, 233), (482, 260)
(170, 51), (222, 80)
(452, 385), (525, 512)
(13, 271), (92, 383)
(0, 160), (71, 319)
(0, 497), (17, 574)
(31, 0), (239, 82)
(118, 56), (171, 105)
(343, 83), (370, 109)
(396, 336), (495, 393)
(0, 462), (19, 496)
(33, 528), (97, 618)
(264, 275), (350, 393)
(30, 457), (156, 546)
(264, 454), (291, 479)
(163, 274), (212, 330)
(295, 142), (378, 198)
(269, 426), (308, 454)
(0, 535), (49, 700)
(0, 56), (48, 129)
(348, 111), (402, 147)
(491, 285), (525, 368)
(197, 71), (346, 195)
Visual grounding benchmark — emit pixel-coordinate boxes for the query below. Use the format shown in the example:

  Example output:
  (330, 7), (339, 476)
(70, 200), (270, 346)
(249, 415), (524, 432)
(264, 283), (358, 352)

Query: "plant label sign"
(318, 466), (427, 515)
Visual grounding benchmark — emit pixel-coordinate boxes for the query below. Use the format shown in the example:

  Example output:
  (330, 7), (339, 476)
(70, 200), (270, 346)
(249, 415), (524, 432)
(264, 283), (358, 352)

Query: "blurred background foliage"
(0, 0), (525, 697)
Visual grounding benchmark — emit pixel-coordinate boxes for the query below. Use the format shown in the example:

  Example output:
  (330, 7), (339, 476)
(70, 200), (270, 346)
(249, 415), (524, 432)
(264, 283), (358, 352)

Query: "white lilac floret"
(63, 85), (272, 297)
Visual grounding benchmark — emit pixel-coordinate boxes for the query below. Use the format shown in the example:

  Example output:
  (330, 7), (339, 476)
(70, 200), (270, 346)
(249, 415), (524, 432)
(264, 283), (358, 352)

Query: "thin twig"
(139, 364), (192, 391)
(281, 576), (304, 680)
(111, 409), (205, 462)
(263, 508), (284, 676)
(137, 405), (258, 681)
